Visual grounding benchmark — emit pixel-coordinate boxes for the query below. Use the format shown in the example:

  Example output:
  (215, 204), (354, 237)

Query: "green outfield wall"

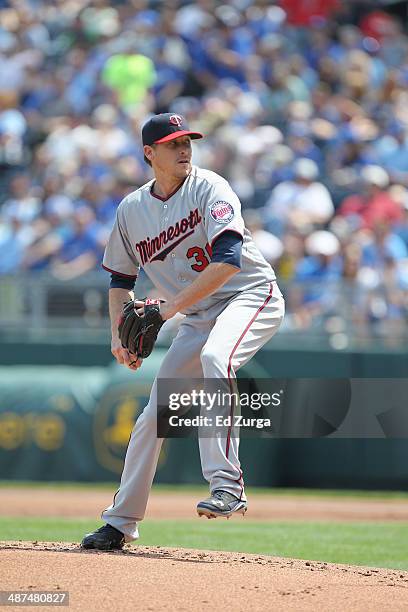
(0, 343), (408, 488)
(1, 340), (408, 375)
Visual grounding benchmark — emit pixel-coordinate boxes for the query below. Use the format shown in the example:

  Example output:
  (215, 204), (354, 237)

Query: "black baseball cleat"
(197, 490), (247, 519)
(81, 524), (125, 551)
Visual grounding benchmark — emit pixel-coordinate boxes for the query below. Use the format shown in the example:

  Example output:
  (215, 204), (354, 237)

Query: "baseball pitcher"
(81, 113), (285, 550)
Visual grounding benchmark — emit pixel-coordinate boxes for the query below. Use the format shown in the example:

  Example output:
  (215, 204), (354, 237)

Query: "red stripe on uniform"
(225, 283), (274, 462)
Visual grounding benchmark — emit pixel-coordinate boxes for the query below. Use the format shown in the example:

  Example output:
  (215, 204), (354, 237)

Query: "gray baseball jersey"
(103, 165), (275, 313)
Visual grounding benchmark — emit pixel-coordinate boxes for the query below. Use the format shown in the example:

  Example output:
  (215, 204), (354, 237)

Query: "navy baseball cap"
(142, 113), (203, 146)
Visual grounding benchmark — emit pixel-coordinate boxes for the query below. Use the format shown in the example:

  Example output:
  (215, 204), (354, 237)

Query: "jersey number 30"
(187, 243), (213, 272)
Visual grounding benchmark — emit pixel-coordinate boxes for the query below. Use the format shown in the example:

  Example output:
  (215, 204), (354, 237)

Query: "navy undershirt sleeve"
(211, 231), (243, 268)
(110, 273), (136, 290)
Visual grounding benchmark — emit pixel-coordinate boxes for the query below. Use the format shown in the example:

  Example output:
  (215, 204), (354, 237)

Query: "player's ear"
(144, 145), (154, 164)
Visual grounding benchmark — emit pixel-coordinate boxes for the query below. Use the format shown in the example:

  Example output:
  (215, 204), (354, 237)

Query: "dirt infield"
(2, 486), (408, 521)
(1, 541), (408, 612)
(2, 488), (408, 611)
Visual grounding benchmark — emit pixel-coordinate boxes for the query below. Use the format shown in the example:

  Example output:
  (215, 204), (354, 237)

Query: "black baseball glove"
(118, 299), (164, 359)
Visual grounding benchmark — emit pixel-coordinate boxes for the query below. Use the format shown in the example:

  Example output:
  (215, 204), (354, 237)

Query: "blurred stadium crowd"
(1, 0), (408, 342)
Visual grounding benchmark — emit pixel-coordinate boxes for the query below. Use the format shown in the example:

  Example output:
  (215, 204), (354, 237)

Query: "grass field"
(1, 517), (407, 571)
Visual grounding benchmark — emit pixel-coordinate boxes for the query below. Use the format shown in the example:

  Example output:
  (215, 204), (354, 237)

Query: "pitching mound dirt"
(1, 541), (408, 612)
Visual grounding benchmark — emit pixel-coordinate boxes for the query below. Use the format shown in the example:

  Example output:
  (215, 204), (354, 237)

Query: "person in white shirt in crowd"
(263, 158), (334, 236)
(243, 208), (283, 267)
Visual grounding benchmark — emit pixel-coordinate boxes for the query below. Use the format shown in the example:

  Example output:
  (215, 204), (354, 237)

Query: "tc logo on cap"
(169, 114), (183, 127)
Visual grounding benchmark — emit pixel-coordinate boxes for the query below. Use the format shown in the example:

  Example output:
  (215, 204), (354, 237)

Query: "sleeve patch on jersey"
(210, 201), (234, 224)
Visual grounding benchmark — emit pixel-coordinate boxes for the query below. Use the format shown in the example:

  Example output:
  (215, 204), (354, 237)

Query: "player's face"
(148, 136), (193, 178)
